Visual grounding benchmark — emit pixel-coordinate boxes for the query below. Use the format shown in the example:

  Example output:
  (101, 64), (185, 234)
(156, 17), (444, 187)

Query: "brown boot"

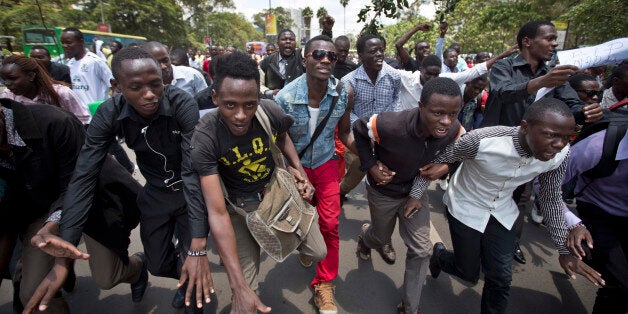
(313, 281), (338, 314)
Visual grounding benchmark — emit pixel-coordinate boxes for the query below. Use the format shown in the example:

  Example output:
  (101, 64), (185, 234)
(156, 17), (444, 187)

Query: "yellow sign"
(553, 20), (568, 30)
(265, 14), (277, 35)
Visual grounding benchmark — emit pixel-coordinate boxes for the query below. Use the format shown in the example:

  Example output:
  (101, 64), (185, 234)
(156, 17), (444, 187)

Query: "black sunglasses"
(576, 90), (601, 98)
(305, 49), (338, 62)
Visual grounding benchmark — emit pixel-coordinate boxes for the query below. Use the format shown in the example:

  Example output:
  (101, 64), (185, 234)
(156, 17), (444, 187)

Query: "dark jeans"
(438, 213), (516, 314)
(578, 201), (628, 314)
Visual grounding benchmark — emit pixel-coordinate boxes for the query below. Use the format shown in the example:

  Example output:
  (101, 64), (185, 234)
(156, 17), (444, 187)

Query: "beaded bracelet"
(187, 250), (208, 257)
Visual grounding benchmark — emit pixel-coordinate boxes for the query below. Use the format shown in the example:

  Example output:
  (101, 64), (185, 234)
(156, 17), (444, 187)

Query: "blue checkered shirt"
(342, 62), (401, 127)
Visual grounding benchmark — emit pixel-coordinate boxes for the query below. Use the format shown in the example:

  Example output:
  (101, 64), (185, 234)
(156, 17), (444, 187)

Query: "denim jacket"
(275, 74), (347, 169)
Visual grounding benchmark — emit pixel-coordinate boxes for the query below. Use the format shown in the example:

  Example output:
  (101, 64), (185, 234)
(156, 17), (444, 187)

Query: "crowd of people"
(0, 14), (626, 314)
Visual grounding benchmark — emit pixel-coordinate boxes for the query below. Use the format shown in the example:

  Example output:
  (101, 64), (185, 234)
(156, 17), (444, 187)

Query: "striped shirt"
(410, 126), (571, 254)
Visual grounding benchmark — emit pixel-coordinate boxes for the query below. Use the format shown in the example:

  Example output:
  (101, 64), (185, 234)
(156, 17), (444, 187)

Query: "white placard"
(535, 38), (628, 100)
(557, 38), (628, 70)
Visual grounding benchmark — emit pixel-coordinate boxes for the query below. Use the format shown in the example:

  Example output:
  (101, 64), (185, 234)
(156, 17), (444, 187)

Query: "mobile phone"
(406, 208), (419, 219)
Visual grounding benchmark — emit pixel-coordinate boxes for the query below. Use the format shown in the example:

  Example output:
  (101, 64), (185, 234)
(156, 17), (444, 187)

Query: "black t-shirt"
(191, 100), (293, 197)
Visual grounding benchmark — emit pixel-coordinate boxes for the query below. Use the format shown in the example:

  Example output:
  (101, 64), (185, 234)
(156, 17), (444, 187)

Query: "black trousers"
(137, 186), (191, 279)
(578, 201), (628, 314)
(438, 213), (516, 314)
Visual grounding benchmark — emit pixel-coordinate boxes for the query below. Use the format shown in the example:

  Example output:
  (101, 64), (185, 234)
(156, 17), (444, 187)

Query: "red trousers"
(304, 159), (341, 286)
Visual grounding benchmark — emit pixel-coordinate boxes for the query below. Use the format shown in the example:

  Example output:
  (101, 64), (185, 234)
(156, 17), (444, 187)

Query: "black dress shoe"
(376, 242), (396, 265)
(429, 242), (446, 279)
(172, 284), (187, 309)
(131, 252), (149, 303)
(513, 242), (526, 264)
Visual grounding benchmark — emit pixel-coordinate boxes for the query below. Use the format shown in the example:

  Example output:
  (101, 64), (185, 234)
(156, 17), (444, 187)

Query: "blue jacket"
(275, 74), (347, 169)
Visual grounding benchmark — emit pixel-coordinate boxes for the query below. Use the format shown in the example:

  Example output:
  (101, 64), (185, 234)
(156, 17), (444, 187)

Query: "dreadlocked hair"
(3, 55), (62, 107)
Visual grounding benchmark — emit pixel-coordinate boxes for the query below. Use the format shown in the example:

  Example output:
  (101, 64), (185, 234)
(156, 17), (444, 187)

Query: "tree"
(0, 0), (89, 50)
(340, 0), (349, 34)
(357, 0), (409, 35)
(201, 12), (263, 49)
(449, 0), (542, 53)
(302, 7), (313, 41)
(316, 7), (328, 19)
(176, 0), (235, 30)
(252, 7), (295, 34)
(559, 0), (627, 48)
(101, 0), (189, 46)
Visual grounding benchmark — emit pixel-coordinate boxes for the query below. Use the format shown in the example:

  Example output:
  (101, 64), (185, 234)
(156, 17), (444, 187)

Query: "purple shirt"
(564, 130), (628, 217)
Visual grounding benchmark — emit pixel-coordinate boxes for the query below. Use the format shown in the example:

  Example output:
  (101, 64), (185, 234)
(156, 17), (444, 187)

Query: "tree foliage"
(302, 7), (313, 18)
(450, 0), (543, 53)
(357, 0), (409, 35)
(316, 7), (328, 19)
(0, 0), (261, 51)
(201, 12), (263, 49)
(559, 0), (627, 47)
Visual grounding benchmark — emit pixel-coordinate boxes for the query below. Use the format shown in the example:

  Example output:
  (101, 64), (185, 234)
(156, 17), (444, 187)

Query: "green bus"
(21, 25), (147, 58)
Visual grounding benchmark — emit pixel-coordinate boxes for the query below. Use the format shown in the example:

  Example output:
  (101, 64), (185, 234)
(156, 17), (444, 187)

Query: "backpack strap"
(581, 119), (628, 179)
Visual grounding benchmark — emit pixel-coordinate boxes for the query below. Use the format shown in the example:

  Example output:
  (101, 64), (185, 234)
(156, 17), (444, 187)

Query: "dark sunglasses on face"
(576, 90), (601, 98)
(305, 50), (338, 62)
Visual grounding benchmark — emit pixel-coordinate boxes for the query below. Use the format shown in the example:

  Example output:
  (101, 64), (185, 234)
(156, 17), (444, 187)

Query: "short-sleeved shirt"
(191, 100), (293, 197)
(67, 51), (113, 111)
(171, 65), (208, 97)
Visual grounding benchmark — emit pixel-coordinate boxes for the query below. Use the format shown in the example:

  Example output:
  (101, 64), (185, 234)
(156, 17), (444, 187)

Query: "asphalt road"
(0, 149), (597, 313)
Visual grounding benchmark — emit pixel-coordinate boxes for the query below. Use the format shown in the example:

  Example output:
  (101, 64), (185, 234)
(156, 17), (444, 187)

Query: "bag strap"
(609, 99), (628, 111)
(254, 103), (286, 169)
(218, 178), (249, 217)
(298, 81), (344, 158)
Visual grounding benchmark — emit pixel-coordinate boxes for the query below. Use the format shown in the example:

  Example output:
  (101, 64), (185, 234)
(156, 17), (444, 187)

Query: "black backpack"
(573, 113), (628, 179)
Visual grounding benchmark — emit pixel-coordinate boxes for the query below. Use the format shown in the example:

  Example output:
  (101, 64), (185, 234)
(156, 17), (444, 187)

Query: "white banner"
(535, 38), (628, 101)
(557, 38), (628, 69)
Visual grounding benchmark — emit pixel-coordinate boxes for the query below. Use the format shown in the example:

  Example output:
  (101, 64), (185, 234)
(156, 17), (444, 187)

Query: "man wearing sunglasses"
(275, 35), (357, 314)
(568, 73), (602, 107)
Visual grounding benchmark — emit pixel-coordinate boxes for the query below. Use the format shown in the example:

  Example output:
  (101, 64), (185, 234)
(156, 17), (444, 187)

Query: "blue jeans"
(437, 213), (516, 314)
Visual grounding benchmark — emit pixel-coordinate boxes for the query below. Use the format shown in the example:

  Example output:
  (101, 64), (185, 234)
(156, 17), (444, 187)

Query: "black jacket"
(0, 99), (85, 230)
(259, 51), (304, 93)
(59, 85), (207, 246)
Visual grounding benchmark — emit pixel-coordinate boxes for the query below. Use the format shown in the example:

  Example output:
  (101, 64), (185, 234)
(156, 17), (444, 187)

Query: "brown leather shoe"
(376, 241), (396, 265)
(357, 223), (371, 261)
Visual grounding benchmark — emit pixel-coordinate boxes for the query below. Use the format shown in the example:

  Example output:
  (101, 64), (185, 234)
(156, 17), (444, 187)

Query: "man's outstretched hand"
(558, 254), (605, 286)
(31, 223), (89, 260)
(22, 259), (69, 314)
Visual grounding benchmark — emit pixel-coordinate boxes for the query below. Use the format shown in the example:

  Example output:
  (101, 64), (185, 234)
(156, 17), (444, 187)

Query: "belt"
(228, 190), (265, 208)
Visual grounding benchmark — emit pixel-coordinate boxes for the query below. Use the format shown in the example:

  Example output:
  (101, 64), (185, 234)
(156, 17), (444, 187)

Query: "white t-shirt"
(307, 106), (320, 137)
(68, 51), (113, 110)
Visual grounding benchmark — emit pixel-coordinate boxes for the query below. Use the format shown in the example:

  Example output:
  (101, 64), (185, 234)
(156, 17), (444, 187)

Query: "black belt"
(228, 191), (264, 208)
